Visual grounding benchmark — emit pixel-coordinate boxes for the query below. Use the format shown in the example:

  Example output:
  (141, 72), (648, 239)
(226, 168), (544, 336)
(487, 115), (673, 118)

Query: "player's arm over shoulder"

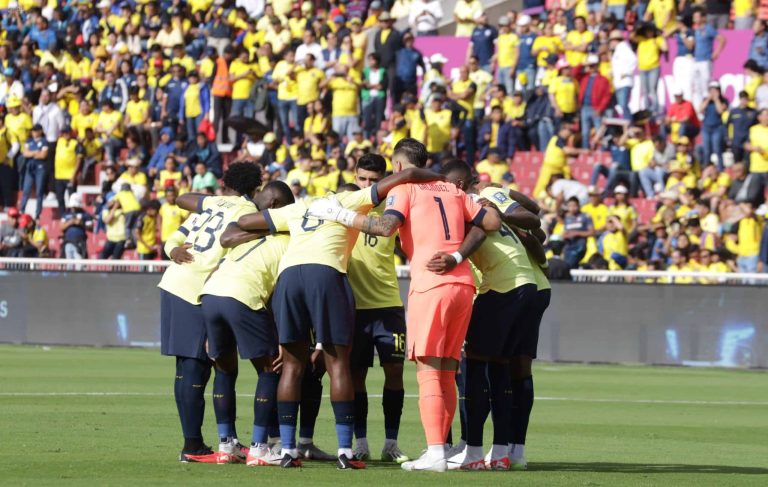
(464, 191), (501, 232)
(176, 192), (210, 213)
(479, 187), (540, 230)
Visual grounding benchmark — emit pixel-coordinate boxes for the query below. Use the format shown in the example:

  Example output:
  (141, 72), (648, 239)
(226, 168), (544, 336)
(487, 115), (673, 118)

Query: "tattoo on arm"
(360, 214), (401, 237)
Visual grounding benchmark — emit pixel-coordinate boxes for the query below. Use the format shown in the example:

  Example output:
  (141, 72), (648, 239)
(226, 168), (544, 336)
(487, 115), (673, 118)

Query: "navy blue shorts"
(271, 264), (356, 346)
(513, 289), (551, 358)
(160, 289), (207, 360)
(201, 295), (279, 360)
(351, 307), (407, 368)
(465, 284), (538, 359)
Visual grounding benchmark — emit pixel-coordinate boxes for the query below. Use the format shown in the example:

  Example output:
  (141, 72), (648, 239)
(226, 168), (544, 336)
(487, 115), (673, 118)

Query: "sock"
(213, 366), (238, 441)
(511, 444), (526, 459)
(252, 371), (279, 446)
(382, 387), (404, 440)
(298, 370), (322, 439)
(510, 376), (534, 445)
(416, 369), (444, 445)
(464, 359), (490, 447)
(183, 437), (204, 452)
(439, 370), (457, 443)
(268, 405), (279, 439)
(455, 358), (467, 443)
(277, 400), (299, 450)
(179, 357), (211, 450)
(174, 357), (185, 436)
(426, 444), (445, 460)
(487, 362), (512, 447)
(353, 391), (368, 439)
(331, 400), (355, 451)
(466, 445), (484, 460)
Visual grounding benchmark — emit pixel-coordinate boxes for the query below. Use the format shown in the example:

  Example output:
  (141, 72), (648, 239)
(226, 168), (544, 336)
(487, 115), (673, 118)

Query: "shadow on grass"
(532, 462), (768, 475)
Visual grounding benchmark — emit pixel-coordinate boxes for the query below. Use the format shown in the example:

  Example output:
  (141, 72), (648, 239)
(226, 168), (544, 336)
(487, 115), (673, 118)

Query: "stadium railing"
(2, 258), (765, 285)
(571, 269), (768, 286)
(0, 257), (414, 278)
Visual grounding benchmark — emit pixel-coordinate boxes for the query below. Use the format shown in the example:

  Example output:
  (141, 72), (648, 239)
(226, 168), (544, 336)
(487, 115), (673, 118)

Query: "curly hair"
(222, 162), (262, 197)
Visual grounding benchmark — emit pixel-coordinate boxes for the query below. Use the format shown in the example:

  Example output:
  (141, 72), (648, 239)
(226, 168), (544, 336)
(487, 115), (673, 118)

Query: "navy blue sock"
(212, 366), (238, 441)
(252, 371), (279, 445)
(174, 357), (184, 433)
(510, 376), (534, 445)
(277, 400), (299, 450)
(455, 357), (467, 442)
(465, 358), (490, 447)
(268, 405), (279, 439)
(382, 388), (404, 440)
(487, 362), (511, 446)
(298, 371), (322, 439)
(353, 391), (368, 439)
(332, 400), (355, 449)
(179, 358), (211, 449)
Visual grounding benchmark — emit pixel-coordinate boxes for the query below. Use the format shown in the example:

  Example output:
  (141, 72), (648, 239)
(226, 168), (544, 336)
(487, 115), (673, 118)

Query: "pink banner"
(414, 36), (471, 79)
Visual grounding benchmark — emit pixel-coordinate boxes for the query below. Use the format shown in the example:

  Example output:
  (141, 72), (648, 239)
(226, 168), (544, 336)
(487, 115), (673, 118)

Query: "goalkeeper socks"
(464, 358), (490, 447)
(252, 371), (279, 445)
(212, 366), (238, 441)
(174, 358), (184, 431)
(510, 376), (534, 445)
(439, 369), (458, 442)
(332, 400), (355, 457)
(277, 400), (299, 453)
(487, 361), (512, 447)
(353, 391), (368, 439)
(382, 387), (404, 440)
(178, 357), (211, 448)
(298, 369), (323, 439)
(416, 369), (444, 445)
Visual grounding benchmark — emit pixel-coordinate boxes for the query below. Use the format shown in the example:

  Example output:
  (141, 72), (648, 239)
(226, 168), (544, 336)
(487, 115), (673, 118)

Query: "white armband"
(450, 251), (464, 265)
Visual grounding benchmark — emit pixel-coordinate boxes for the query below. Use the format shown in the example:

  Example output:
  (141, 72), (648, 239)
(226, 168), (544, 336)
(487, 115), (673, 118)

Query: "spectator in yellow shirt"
(475, 149), (511, 185)
(158, 187), (187, 259)
(229, 48), (259, 118)
(745, 108), (768, 174)
(734, 201), (764, 272)
(321, 64), (362, 140)
(535, 124), (582, 196)
(453, 0), (483, 37)
(564, 16), (595, 67)
(599, 215), (629, 269)
(633, 23), (667, 114)
(582, 186), (609, 232)
(494, 16), (519, 94)
(549, 62), (579, 123)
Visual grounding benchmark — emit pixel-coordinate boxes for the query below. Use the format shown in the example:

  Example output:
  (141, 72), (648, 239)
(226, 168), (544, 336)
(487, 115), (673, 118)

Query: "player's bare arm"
(477, 197), (540, 230)
(236, 211), (273, 231)
(516, 227), (548, 265)
(373, 167), (445, 200)
(426, 226), (488, 275)
(176, 192), (209, 213)
(220, 222), (270, 248)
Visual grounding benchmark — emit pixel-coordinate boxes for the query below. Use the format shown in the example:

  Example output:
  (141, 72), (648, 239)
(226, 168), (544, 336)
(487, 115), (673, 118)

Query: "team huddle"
(157, 138), (551, 472)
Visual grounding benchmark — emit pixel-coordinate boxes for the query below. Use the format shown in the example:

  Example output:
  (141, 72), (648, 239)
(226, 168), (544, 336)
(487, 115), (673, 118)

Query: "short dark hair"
(263, 180), (294, 207)
(440, 158), (473, 182)
(356, 153), (386, 174)
(338, 183), (361, 192)
(393, 138), (428, 168)
(145, 200), (161, 211)
(567, 196), (580, 205)
(223, 162), (262, 196)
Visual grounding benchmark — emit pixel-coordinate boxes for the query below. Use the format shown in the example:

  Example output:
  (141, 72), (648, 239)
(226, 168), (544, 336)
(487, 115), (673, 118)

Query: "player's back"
(159, 195), (256, 304)
(201, 233), (290, 311)
(384, 181), (483, 293)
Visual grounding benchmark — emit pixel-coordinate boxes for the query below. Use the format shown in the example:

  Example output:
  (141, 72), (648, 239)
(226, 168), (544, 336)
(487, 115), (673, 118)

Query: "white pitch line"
(1, 392), (767, 406)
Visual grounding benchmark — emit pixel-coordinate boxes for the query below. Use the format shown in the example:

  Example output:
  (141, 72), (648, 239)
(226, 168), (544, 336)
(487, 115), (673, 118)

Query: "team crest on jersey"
(386, 196), (395, 206)
(493, 192), (508, 204)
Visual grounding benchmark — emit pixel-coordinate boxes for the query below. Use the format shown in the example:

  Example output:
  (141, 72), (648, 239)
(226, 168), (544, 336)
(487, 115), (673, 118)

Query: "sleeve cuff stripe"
(383, 209), (405, 223)
(504, 202), (521, 214)
(263, 210), (277, 234)
(371, 183), (382, 206)
(472, 208), (487, 226)
(179, 227), (190, 236)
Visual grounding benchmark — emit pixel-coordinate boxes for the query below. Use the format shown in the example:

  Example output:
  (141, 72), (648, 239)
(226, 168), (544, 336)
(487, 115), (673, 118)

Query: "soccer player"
(438, 161), (541, 470)
(306, 139), (501, 472)
(200, 181), (295, 466)
(234, 158), (442, 469)
(340, 154), (409, 463)
(157, 162), (262, 463)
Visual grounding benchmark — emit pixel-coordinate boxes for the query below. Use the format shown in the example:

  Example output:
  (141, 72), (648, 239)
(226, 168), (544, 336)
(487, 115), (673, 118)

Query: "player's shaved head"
(257, 181), (294, 209)
(223, 162), (262, 198)
(440, 159), (473, 191)
(392, 138), (428, 169)
(338, 183), (361, 193)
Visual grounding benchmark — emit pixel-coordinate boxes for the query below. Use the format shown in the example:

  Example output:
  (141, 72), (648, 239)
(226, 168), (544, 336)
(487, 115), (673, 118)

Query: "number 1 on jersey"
(433, 197), (450, 240)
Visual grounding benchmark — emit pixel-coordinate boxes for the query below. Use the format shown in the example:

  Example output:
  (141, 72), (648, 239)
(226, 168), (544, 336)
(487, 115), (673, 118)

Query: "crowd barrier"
(0, 260), (766, 368)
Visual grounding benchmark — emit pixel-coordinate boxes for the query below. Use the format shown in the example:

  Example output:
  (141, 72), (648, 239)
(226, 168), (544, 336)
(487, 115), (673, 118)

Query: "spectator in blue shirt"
(147, 127), (177, 180)
(727, 91), (757, 164)
(163, 65), (189, 128)
(26, 16), (57, 51)
(186, 132), (222, 179)
(20, 125), (50, 219)
(749, 21), (768, 70)
(516, 14), (538, 93)
(61, 193), (94, 260)
(698, 81), (727, 171)
(690, 7), (726, 111)
(563, 196), (595, 268)
(470, 12), (498, 72)
(592, 127), (632, 196)
(394, 32), (425, 105)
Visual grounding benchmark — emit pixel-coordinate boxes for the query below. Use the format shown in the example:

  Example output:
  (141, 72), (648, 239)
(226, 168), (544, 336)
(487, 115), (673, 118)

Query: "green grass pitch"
(1, 345), (767, 486)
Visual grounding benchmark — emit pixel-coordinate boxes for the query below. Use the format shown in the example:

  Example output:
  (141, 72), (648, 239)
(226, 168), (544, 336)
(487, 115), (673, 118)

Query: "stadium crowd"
(0, 0), (768, 276)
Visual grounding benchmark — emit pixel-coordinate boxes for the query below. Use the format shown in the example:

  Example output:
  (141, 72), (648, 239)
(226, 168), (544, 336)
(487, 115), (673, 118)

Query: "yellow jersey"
(126, 100), (149, 125)
(265, 186), (376, 275)
(475, 160), (509, 184)
(647, 0), (676, 32)
(274, 60), (298, 101)
(54, 138), (80, 180)
(103, 207), (127, 242)
(637, 36), (667, 71)
(296, 67), (325, 106)
(348, 204), (402, 310)
(309, 170), (340, 196)
(229, 60), (258, 100)
(550, 76), (578, 114)
(469, 69), (493, 110)
(601, 230), (628, 270)
(72, 112), (98, 139)
(749, 124), (768, 173)
(543, 135), (568, 169)
(136, 213), (158, 255)
(582, 203), (609, 231)
(201, 233), (290, 311)
(183, 83), (203, 118)
(424, 108), (452, 154)
(452, 79), (476, 114)
(533, 35), (564, 67)
(158, 196), (256, 304)
(159, 202), (188, 242)
(97, 110), (123, 138)
(737, 217), (763, 257)
(608, 203), (638, 233)
(328, 76), (360, 117)
(565, 30), (595, 66)
(497, 33), (519, 69)
(469, 187), (536, 293)
(4, 112), (32, 146)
